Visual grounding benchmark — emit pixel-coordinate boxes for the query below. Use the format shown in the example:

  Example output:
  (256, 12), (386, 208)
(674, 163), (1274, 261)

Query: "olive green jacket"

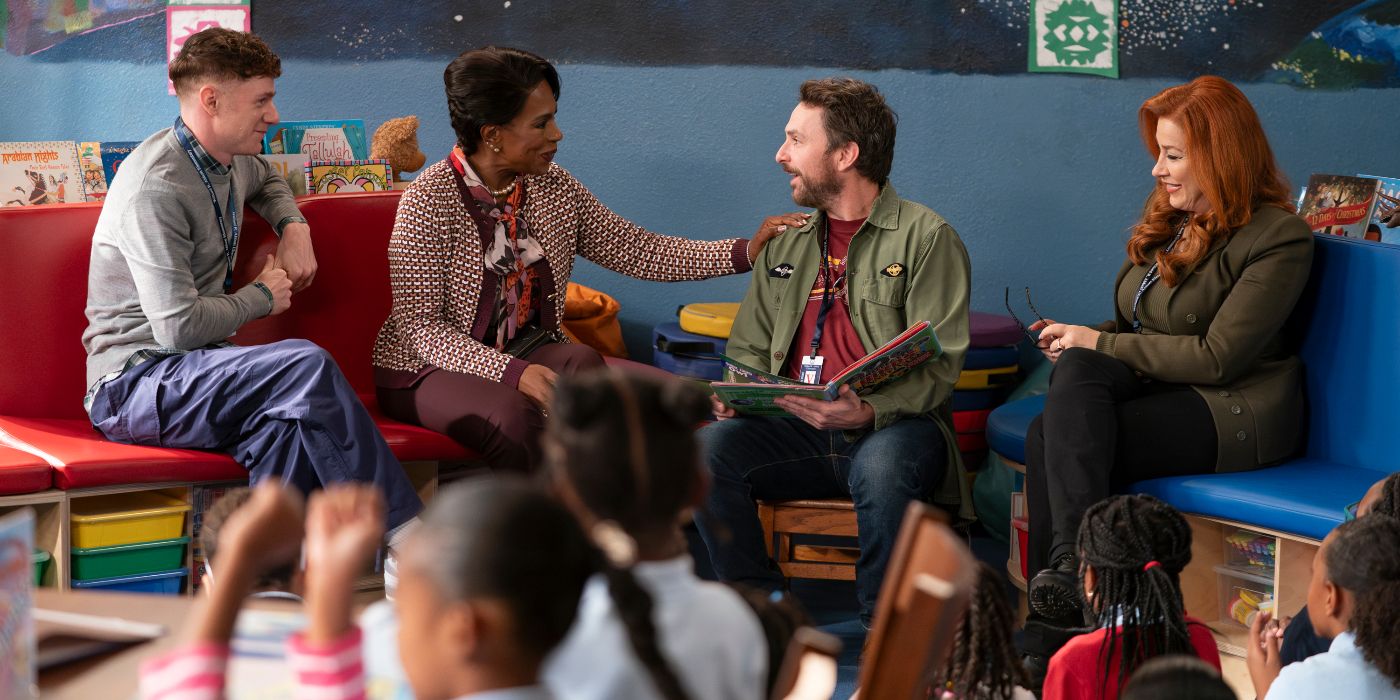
(1095, 206), (1314, 471)
(726, 183), (974, 520)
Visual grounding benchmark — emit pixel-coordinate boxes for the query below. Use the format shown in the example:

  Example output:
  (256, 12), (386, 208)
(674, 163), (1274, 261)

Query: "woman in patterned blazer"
(372, 46), (802, 473)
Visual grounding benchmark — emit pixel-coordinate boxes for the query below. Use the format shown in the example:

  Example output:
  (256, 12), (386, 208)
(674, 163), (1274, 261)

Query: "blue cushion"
(964, 346), (1020, 370)
(1131, 461), (1390, 542)
(986, 395), (1045, 465)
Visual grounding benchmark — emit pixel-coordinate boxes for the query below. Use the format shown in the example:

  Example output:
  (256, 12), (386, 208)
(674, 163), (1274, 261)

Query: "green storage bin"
(33, 549), (50, 586)
(70, 536), (190, 581)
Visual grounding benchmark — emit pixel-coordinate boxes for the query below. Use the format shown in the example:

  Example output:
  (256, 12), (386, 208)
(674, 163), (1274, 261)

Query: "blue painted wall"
(4, 52), (1399, 358)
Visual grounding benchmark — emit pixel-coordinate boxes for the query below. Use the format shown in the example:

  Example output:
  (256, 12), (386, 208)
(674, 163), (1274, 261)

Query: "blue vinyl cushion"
(964, 346), (1021, 370)
(986, 395), (1044, 465)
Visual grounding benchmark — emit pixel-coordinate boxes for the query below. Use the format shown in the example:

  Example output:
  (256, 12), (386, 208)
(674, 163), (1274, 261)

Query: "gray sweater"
(82, 128), (302, 388)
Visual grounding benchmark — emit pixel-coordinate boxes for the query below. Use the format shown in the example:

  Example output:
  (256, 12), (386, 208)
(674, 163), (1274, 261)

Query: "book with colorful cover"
(711, 321), (941, 416)
(1359, 174), (1400, 245)
(99, 141), (141, 190)
(1299, 174), (1382, 240)
(305, 159), (392, 195)
(77, 141), (108, 201)
(0, 508), (35, 699)
(264, 120), (368, 161)
(261, 154), (310, 196)
(0, 141), (83, 208)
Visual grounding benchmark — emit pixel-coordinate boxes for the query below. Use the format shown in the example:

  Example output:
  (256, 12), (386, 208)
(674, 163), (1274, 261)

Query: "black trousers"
(1025, 347), (1217, 574)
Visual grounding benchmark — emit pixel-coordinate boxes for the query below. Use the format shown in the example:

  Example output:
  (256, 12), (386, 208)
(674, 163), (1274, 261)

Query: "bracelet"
(252, 281), (275, 307)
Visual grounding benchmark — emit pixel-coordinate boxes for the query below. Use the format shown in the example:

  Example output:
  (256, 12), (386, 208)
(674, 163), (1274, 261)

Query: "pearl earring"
(490, 143), (501, 153)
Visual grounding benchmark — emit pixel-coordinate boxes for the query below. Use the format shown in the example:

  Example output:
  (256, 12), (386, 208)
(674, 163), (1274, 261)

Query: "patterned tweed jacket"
(372, 159), (751, 388)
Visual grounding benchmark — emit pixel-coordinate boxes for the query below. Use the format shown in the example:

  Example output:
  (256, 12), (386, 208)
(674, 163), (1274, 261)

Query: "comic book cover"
(1359, 174), (1400, 245)
(77, 141), (107, 201)
(99, 141), (141, 190)
(1299, 174), (1381, 240)
(261, 155), (310, 197)
(304, 160), (392, 195)
(0, 141), (83, 208)
(0, 509), (35, 699)
(711, 321), (940, 415)
(265, 120), (368, 161)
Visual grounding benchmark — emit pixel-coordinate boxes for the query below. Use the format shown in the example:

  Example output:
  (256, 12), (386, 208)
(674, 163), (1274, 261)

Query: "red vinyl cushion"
(0, 202), (103, 419)
(0, 445), (53, 495)
(0, 417), (247, 489)
(952, 408), (991, 434)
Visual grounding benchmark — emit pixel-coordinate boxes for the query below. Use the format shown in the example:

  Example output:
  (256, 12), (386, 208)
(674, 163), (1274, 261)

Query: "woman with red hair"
(1021, 76), (1313, 632)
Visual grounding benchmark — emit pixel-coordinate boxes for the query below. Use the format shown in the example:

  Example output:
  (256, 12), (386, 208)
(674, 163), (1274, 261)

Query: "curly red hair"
(1128, 76), (1294, 287)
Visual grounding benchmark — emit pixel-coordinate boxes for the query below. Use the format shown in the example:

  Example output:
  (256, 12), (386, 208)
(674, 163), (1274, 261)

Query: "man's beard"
(789, 162), (841, 210)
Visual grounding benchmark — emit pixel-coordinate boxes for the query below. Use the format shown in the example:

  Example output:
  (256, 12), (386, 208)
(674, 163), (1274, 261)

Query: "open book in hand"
(712, 321), (941, 416)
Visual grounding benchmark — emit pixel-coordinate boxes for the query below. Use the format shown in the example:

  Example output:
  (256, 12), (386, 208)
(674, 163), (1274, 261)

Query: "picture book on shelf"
(0, 141), (83, 208)
(1299, 174), (1381, 240)
(261, 154), (311, 196)
(305, 159), (392, 195)
(99, 141), (141, 191)
(264, 120), (368, 161)
(711, 321), (941, 416)
(77, 142), (107, 201)
(1359, 174), (1400, 245)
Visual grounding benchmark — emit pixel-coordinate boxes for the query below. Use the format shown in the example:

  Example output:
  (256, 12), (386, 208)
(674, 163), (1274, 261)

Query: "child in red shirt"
(1042, 495), (1221, 699)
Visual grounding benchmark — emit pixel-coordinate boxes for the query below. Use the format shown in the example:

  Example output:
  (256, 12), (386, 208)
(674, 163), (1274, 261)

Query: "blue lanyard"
(1131, 223), (1186, 333)
(810, 218), (839, 355)
(172, 119), (239, 294)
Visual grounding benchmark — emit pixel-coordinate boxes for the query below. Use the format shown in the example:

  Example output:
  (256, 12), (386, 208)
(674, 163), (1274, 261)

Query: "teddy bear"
(370, 115), (427, 184)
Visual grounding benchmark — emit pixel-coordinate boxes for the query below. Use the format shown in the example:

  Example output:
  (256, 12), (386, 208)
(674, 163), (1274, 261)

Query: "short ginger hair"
(169, 27), (281, 96)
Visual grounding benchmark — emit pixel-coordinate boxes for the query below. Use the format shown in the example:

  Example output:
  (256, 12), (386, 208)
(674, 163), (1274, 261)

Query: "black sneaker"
(1028, 553), (1082, 622)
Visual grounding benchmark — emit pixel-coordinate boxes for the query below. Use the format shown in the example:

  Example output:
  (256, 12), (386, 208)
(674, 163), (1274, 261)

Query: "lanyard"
(810, 218), (838, 355)
(1131, 222), (1186, 333)
(172, 119), (239, 294)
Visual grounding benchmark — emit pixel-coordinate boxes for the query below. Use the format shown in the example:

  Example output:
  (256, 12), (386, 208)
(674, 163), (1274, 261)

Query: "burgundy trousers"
(376, 343), (605, 473)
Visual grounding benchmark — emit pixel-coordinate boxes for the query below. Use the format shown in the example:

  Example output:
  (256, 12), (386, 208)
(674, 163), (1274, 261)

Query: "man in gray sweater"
(81, 28), (421, 587)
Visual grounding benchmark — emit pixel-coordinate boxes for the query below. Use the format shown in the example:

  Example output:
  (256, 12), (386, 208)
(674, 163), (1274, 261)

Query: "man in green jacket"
(694, 78), (971, 627)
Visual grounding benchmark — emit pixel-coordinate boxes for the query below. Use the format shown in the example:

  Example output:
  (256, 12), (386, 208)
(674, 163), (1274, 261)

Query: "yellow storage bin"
(678, 302), (740, 339)
(70, 492), (190, 549)
(955, 365), (1019, 391)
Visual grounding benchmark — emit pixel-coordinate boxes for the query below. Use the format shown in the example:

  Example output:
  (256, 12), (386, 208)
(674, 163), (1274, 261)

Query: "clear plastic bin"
(1215, 564), (1274, 628)
(1223, 528), (1276, 575)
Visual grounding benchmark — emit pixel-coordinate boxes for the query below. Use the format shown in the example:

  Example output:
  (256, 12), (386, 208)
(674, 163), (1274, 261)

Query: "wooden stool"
(757, 498), (859, 581)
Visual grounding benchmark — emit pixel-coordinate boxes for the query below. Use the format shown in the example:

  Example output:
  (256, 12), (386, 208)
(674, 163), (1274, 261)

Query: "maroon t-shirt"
(784, 216), (869, 383)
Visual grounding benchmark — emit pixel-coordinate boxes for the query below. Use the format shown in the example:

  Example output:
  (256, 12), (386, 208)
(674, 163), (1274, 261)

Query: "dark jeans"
(377, 342), (605, 474)
(89, 339), (423, 530)
(693, 415), (948, 625)
(1025, 348), (1217, 574)
(1280, 605), (1333, 665)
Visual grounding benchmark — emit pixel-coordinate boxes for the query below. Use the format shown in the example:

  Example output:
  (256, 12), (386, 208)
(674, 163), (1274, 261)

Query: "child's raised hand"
(304, 483), (386, 587)
(216, 482), (306, 581)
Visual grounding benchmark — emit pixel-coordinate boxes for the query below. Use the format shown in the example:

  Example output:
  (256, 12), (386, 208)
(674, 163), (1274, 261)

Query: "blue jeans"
(88, 339), (422, 530)
(693, 416), (947, 625)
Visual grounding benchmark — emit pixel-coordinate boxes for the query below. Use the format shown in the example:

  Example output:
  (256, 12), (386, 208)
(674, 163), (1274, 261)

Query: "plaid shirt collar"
(173, 116), (230, 176)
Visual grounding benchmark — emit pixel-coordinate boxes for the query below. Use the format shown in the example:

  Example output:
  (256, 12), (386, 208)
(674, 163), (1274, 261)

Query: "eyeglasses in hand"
(1004, 286), (1049, 345)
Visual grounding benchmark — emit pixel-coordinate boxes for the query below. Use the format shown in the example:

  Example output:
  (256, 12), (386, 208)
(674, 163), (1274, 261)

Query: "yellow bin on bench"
(70, 492), (191, 549)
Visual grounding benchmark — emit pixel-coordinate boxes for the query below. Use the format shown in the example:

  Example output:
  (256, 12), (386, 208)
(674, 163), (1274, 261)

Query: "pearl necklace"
(489, 180), (517, 198)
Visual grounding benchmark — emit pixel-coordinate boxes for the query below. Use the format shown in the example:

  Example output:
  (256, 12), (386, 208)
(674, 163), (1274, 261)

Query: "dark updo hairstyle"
(929, 561), (1030, 700)
(200, 487), (295, 592)
(544, 370), (713, 700)
(1369, 471), (1400, 519)
(1325, 514), (1400, 689)
(1077, 494), (1195, 697)
(1120, 655), (1234, 700)
(410, 477), (593, 664)
(444, 46), (561, 155)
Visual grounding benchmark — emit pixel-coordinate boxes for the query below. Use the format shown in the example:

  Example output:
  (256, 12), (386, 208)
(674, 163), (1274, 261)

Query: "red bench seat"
(0, 443), (54, 495)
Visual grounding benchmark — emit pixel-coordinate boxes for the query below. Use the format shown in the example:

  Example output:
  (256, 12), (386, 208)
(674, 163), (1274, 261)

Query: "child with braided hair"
(1042, 494), (1220, 699)
(541, 370), (768, 700)
(928, 561), (1034, 700)
(1248, 514), (1400, 699)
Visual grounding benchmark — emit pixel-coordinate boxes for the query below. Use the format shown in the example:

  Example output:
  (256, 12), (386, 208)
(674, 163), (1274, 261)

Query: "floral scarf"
(449, 147), (546, 349)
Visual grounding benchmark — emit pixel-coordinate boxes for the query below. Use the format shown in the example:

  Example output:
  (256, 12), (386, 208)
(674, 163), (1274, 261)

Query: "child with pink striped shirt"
(140, 478), (593, 700)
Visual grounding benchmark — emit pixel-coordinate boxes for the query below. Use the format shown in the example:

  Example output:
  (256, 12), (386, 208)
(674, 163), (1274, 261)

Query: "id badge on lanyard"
(173, 119), (239, 294)
(801, 219), (834, 385)
(798, 354), (825, 384)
